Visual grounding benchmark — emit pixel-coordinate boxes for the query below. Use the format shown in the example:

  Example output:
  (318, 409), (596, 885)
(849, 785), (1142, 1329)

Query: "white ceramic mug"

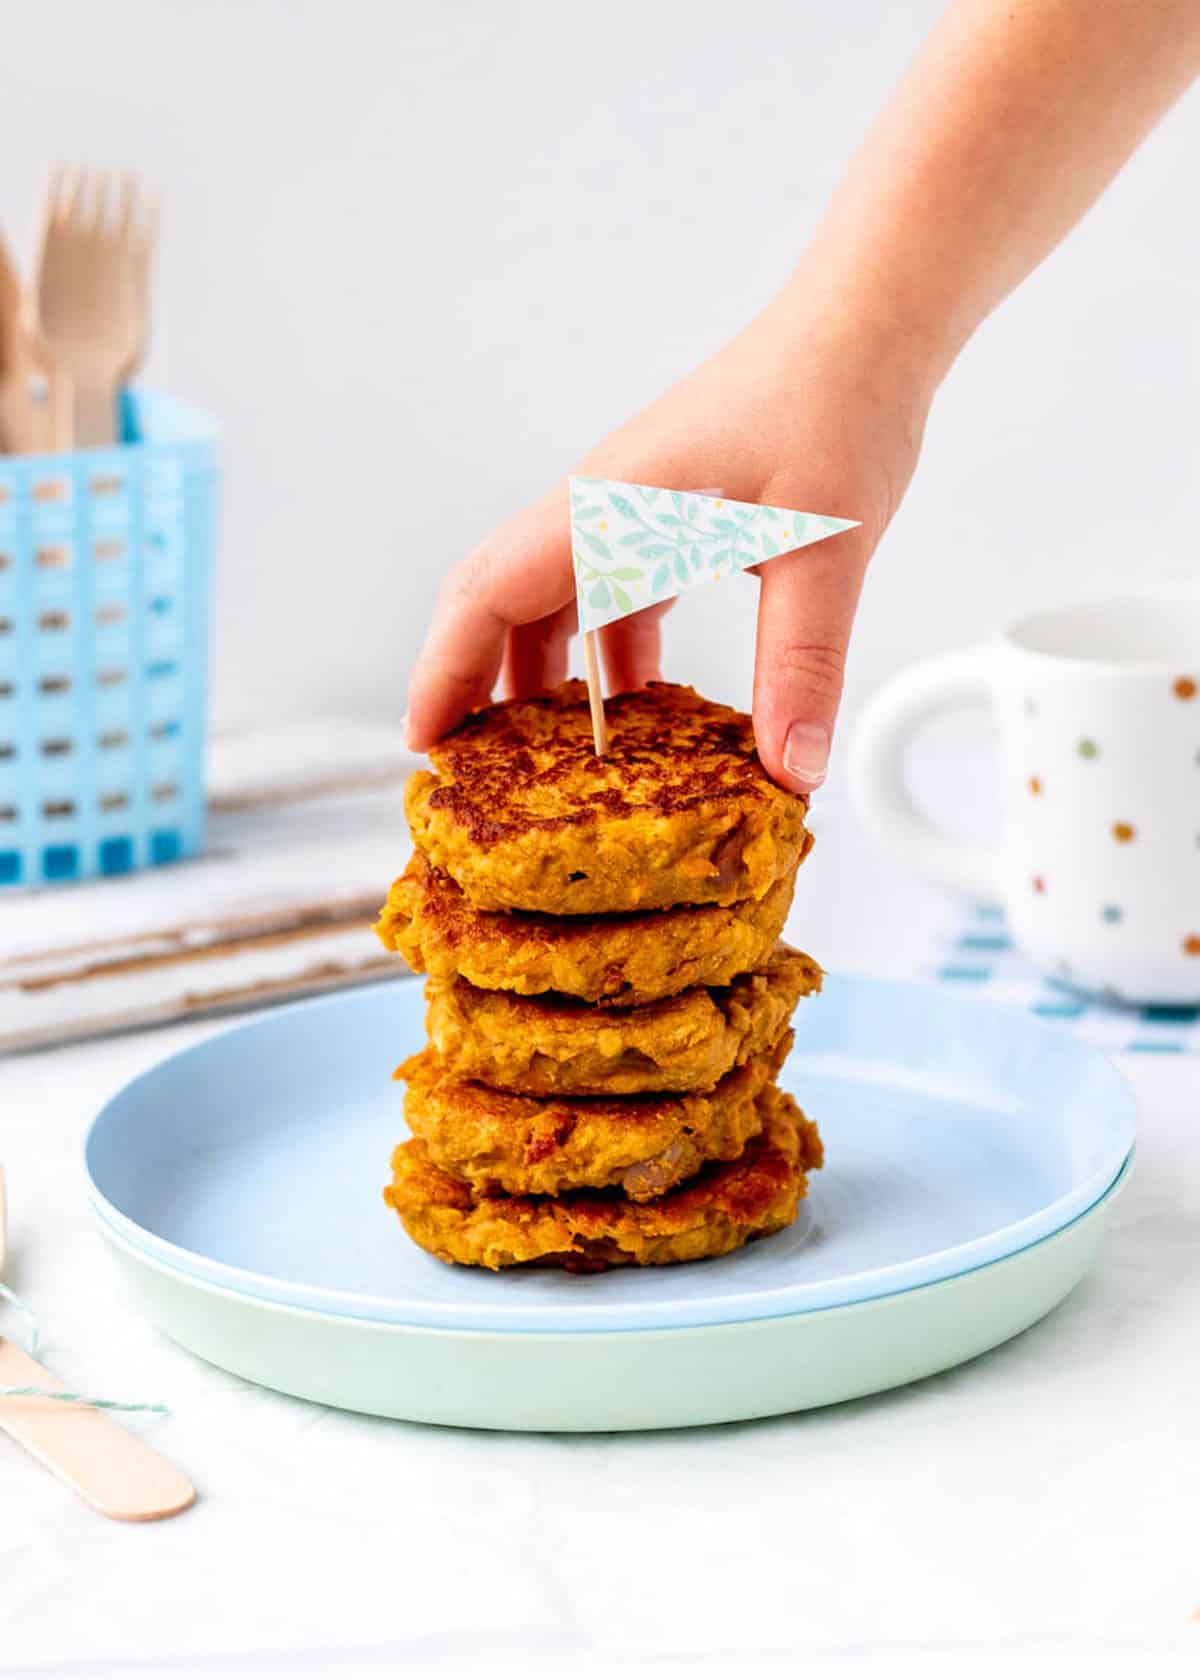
(850, 598), (1200, 1004)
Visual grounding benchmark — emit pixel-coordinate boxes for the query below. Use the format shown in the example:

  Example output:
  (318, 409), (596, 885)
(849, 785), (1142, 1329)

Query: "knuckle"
(606, 602), (669, 645)
(441, 543), (510, 631)
(457, 541), (497, 599)
(769, 640), (846, 702)
(411, 645), (478, 701)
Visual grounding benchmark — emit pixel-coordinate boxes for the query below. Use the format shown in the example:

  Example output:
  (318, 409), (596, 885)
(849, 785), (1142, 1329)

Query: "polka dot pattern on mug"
(1014, 657), (1200, 995)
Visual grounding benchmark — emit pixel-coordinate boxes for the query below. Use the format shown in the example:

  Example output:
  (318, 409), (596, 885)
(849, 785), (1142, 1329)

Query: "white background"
(1, 0), (1196, 743)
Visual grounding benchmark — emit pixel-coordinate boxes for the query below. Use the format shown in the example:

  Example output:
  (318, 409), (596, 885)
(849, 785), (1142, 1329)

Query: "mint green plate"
(94, 1161), (1129, 1432)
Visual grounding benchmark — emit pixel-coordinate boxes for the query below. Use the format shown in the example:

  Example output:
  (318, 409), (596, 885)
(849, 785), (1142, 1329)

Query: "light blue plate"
(86, 975), (1135, 1335)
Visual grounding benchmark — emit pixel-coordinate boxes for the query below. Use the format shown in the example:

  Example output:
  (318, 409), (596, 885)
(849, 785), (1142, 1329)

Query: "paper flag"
(569, 476), (859, 635)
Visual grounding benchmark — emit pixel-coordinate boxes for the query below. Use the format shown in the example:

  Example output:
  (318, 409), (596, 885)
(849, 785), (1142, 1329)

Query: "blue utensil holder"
(0, 391), (217, 890)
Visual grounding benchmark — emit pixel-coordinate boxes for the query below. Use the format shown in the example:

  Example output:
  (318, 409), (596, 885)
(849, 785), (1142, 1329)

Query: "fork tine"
(115, 172), (137, 240)
(120, 174), (154, 262)
(142, 191), (160, 250)
(83, 168), (103, 234)
(45, 162), (74, 226)
(63, 165), (88, 230)
(105, 171), (126, 238)
(42, 161), (63, 217)
(34, 164), (71, 280)
(71, 165), (93, 230)
(84, 169), (101, 233)
(87, 169), (111, 235)
(137, 190), (160, 276)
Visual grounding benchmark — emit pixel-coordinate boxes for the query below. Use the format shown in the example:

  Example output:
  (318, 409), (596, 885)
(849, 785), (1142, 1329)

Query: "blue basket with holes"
(0, 392), (217, 889)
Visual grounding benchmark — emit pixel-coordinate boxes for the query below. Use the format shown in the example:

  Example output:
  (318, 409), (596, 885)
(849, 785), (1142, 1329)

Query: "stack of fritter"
(375, 680), (825, 1271)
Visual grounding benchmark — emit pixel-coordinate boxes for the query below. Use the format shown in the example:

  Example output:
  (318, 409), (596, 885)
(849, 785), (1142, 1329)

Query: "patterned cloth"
(934, 903), (1200, 1054)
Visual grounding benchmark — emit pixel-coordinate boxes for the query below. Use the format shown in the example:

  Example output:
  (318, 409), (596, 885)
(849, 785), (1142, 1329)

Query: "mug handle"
(848, 649), (1002, 900)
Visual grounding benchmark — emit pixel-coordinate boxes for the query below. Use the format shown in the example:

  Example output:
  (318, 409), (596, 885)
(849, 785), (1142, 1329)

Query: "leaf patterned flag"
(569, 478), (859, 634)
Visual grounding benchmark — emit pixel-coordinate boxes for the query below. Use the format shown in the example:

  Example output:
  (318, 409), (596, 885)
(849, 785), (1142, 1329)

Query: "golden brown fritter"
(397, 1033), (792, 1201)
(423, 944), (821, 1096)
(384, 1083), (823, 1271)
(375, 852), (797, 1006)
(404, 680), (811, 914)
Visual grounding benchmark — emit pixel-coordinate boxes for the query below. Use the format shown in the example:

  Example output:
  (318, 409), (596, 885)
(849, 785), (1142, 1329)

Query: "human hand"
(404, 297), (931, 793)
(407, 0), (1200, 793)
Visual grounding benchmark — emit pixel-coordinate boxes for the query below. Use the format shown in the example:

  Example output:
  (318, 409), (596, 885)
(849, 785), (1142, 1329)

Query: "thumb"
(751, 531), (868, 794)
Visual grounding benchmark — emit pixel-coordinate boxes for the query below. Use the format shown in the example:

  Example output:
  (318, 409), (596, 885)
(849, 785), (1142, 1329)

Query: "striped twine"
(0, 1281), (168, 1414)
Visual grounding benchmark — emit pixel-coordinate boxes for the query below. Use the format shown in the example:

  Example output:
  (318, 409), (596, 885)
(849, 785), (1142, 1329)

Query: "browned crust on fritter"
(374, 852), (798, 1006)
(424, 944), (822, 1096)
(396, 1032), (792, 1200)
(383, 1084), (822, 1270)
(405, 681), (811, 913)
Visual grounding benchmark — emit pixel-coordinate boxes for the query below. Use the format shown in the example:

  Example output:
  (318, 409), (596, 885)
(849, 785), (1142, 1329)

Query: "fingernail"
(782, 721), (829, 790)
(401, 711), (414, 750)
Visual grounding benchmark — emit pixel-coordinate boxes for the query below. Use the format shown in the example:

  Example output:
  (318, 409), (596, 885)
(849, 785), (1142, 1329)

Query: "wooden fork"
(29, 167), (152, 449)
(120, 177), (158, 385)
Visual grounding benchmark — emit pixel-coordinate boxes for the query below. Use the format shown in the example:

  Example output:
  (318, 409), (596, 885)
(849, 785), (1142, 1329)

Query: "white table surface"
(2, 763), (1197, 1680)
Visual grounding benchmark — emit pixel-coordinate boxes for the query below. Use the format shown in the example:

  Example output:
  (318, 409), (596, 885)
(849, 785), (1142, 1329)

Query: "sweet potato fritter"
(397, 1032), (792, 1201)
(384, 1083), (823, 1271)
(404, 680), (812, 914)
(375, 852), (798, 1006)
(423, 944), (821, 1096)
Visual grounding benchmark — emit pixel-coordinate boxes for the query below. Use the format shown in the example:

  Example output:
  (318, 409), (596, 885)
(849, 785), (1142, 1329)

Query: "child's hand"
(405, 307), (929, 794)
(406, 0), (1200, 794)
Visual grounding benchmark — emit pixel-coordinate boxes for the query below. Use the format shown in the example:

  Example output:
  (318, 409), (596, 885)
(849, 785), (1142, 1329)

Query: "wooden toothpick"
(582, 630), (608, 756)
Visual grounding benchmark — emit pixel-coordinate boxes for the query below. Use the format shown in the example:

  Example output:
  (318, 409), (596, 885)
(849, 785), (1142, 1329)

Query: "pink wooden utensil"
(0, 1168), (196, 1521)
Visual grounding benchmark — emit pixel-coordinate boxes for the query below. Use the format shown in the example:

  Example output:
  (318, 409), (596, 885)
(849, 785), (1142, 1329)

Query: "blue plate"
(85, 975), (1135, 1334)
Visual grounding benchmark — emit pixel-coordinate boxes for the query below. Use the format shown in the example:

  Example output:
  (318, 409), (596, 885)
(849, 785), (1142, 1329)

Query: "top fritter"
(404, 680), (812, 915)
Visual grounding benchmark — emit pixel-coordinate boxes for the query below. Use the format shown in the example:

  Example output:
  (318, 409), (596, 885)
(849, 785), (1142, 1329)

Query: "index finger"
(405, 485), (574, 750)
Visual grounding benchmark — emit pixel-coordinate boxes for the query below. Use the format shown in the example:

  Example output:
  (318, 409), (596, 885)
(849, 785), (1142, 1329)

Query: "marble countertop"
(1, 764), (1196, 1680)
